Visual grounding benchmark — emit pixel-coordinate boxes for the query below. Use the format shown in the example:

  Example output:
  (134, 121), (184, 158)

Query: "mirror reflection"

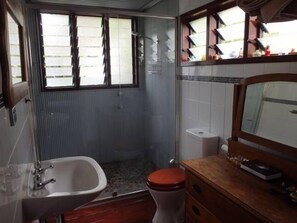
(7, 12), (22, 84)
(242, 81), (297, 148)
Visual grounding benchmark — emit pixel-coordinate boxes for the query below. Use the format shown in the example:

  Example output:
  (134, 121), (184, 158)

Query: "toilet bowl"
(147, 128), (219, 222)
(146, 168), (185, 223)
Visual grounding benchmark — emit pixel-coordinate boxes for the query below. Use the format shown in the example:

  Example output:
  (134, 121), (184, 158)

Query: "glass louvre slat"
(189, 17), (207, 33)
(41, 14), (69, 25)
(77, 27), (102, 37)
(77, 16), (105, 86)
(46, 67), (73, 77)
(217, 40), (244, 59)
(78, 47), (103, 57)
(44, 47), (71, 56)
(189, 33), (207, 47)
(43, 36), (70, 46)
(189, 46), (206, 61)
(109, 18), (133, 85)
(78, 37), (103, 47)
(46, 77), (73, 87)
(218, 6), (245, 25)
(44, 57), (72, 66)
(259, 20), (297, 55)
(42, 25), (69, 36)
(41, 13), (73, 87)
(216, 22), (245, 42)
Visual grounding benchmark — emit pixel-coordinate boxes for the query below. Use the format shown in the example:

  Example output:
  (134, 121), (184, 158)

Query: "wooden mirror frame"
(232, 73), (297, 158)
(0, 0), (29, 109)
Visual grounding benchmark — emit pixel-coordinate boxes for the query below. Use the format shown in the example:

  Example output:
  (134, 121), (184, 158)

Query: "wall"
(178, 0), (297, 160)
(0, 73), (36, 222)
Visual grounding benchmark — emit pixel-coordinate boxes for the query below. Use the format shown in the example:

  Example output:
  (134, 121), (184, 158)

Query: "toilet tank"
(182, 128), (219, 160)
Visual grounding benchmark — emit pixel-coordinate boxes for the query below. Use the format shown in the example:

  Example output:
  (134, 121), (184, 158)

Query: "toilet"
(147, 168), (185, 223)
(147, 128), (219, 223)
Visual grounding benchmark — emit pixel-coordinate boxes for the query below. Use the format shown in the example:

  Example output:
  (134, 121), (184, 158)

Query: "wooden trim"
(0, 0), (29, 108)
(231, 84), (241, 141)
(228, 139), (297, 182)
(131, 17), (139, 88)
(207, 13), (217, 60)
(25, 2), (176, 19)
(70, 14), (79, 88)
(181, 21), (190, 62)
(233, 73), (297, 161)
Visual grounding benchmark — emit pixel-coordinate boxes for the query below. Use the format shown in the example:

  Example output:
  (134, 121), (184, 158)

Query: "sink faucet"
(32, 161), (56, 190)
(33, 174), (56, 190)
(33, 161), (54, 175)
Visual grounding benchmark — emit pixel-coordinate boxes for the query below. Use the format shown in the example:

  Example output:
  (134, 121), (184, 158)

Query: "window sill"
(43, 84), (139, 92)
(181, 55), (297, 67)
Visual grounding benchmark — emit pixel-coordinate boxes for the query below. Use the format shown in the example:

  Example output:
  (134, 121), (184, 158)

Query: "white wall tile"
(212, 65), (225, 76)
(225, 64), (244, 77)
(198, 82), (211, 103)
(199, 66), (212, 76)
(289, 62), (297, 73)
(211, 82), (226, 106)
(264, 62), (291, 73)
(197, 101), (211, 132)
(243, 63), (265, 77)
(188, 81), (199, 100)
(181, 66), (189, 75)
(188, 100), (199, 121)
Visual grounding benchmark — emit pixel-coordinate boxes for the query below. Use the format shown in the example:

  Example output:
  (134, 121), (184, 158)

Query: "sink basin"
(23, 156), (107, 220)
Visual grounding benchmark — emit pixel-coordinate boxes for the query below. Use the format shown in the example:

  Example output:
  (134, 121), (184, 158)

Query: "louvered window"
(77, 16), (105, 86)
(215, 6), (245, 59)
(38, 12), (137, 90)
(258, 20), (297, 55)
(40, 13), (73, 87)
(188, 17), (207, 61)
(109, 18), (134, 85)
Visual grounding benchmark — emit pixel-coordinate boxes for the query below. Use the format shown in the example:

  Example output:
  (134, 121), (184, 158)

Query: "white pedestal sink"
(22, 156), (107, 221)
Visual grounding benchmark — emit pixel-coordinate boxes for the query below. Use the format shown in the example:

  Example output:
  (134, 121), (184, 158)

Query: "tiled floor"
(98, 158), (156, 199)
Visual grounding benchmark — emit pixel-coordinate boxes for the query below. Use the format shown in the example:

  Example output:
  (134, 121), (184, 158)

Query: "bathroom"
(1, 0), (297, 222)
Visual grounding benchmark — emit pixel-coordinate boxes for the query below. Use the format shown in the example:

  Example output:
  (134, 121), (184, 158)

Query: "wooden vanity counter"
(181, 155), (297, 223)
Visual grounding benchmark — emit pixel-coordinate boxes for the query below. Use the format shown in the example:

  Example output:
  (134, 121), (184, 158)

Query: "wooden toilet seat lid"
(147, 168), (185, 188)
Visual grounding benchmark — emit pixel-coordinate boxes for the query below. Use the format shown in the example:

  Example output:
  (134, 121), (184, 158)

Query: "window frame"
(37, 10), (139, 91)
(181, 0), (297, 66)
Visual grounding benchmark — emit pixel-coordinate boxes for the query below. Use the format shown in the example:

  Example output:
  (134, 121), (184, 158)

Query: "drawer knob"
(192, 205), (200, 216)
(192, 184), (202, 193)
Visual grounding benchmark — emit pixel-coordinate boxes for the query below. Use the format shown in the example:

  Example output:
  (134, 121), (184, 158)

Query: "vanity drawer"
(186, 171), (260, 223)
(186, 193), (221, 223)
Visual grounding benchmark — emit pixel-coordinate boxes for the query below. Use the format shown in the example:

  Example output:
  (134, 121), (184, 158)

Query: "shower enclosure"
(28, 0), (178, 200)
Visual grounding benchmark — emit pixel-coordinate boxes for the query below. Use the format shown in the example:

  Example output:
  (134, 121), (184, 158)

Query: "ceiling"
(27, 0), (161, 11)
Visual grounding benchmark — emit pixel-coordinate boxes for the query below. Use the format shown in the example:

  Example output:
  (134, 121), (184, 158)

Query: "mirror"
(234, 73), (297, 157)
(242, 81), (297, 148)
(0, 0), (28, 108)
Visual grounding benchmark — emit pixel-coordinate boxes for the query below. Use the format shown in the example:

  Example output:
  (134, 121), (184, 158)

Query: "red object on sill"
(265, 46), (271, 56)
